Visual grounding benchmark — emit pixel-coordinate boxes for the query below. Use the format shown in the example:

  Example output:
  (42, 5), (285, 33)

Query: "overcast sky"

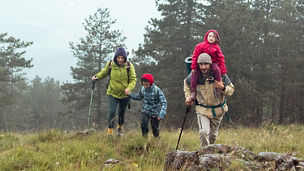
(0, 0), (160, 82)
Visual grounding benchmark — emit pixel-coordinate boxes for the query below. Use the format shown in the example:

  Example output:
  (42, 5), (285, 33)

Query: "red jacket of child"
(191, 30), (227, 75)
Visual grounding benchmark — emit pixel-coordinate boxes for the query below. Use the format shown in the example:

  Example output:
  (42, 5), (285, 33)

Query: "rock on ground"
(164, 144), (304, 171)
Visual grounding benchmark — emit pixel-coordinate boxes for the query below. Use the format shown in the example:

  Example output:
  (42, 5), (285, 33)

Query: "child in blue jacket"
(126, 73), (167, 137)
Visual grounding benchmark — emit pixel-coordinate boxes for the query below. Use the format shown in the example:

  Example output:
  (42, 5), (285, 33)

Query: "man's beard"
(200, 69), (210, 76)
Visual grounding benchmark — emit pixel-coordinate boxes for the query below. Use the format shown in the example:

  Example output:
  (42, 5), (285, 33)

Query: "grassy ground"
(0, 125), (303, 171)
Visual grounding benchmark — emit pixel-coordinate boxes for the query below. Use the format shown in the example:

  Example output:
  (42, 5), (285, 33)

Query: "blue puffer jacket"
(129, 84), (167, 118)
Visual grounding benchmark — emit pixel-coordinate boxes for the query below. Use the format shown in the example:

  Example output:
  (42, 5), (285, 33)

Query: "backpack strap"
(108, 61), (112, 78)
(106, 61), (112, 88)
(196, 99), (226, 118)
(109, 61), (112, 75)
(154, 85), (159, 99)
(125, 61), (131, 109)
(126, 61), (130, 83)
(140, 86), (145, 95)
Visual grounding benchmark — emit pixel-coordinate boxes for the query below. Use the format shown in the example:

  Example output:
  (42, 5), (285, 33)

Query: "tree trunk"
(271, 95), (276, 123)
(278, 85), (285, 124)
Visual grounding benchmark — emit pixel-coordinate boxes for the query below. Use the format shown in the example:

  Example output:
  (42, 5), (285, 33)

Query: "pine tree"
(134, 0), (207, 127)
(269, 0), (304, 124)
(202, 0), (267, 125)
(0, 33), (33, 131)
(62, 8), (126, 128)
(0, 33), (33, 107)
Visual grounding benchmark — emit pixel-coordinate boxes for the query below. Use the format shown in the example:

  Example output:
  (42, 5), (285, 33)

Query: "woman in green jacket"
(92, 48), (136, 136)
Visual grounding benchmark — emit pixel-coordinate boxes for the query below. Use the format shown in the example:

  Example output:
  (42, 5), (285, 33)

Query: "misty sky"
(0, 0), (160, 82)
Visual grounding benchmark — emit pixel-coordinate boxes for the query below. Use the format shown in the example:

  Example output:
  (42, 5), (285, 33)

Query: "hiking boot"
(107, 128), (113, 136)
(117, 128), (123, 137)
(117, 125), (123, 137)
(190, 92), (196, 100)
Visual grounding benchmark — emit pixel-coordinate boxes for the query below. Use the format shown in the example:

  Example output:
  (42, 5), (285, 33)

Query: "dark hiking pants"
(141, 112), (160, 137)
(108, 95), (129, 128)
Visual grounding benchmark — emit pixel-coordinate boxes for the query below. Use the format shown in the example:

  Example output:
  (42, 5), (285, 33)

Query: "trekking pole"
(87, 81), (95, 129)
(176, 106), (191, 150)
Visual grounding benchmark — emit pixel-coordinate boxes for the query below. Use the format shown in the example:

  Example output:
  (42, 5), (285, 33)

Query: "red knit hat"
(141, 74), (154, 85)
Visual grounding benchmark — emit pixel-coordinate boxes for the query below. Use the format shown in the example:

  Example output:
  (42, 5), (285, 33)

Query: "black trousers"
(141, 112), (160, 137)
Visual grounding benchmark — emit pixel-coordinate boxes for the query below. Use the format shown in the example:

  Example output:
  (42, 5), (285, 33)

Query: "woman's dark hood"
(114, 48), (127, 65)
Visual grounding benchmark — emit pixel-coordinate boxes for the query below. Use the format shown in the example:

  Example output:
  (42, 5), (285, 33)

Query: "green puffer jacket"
(95, 60), (137, 99)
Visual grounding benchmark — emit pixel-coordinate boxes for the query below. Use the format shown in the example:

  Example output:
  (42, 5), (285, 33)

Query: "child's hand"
(191, 69), (196, 73)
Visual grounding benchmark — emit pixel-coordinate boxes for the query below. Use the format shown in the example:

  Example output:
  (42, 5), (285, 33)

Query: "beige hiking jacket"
(184, 74), (234, 118)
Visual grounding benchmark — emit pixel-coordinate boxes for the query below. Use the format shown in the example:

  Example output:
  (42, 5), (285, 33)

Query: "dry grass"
(0, 124), (303, 170)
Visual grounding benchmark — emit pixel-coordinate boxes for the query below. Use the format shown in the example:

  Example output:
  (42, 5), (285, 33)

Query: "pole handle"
(186, 105), (190, 113)
(92, 81), (95, 90)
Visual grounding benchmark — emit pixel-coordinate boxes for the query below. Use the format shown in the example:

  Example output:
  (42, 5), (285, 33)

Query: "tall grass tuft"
(0, 133), (19, 151)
